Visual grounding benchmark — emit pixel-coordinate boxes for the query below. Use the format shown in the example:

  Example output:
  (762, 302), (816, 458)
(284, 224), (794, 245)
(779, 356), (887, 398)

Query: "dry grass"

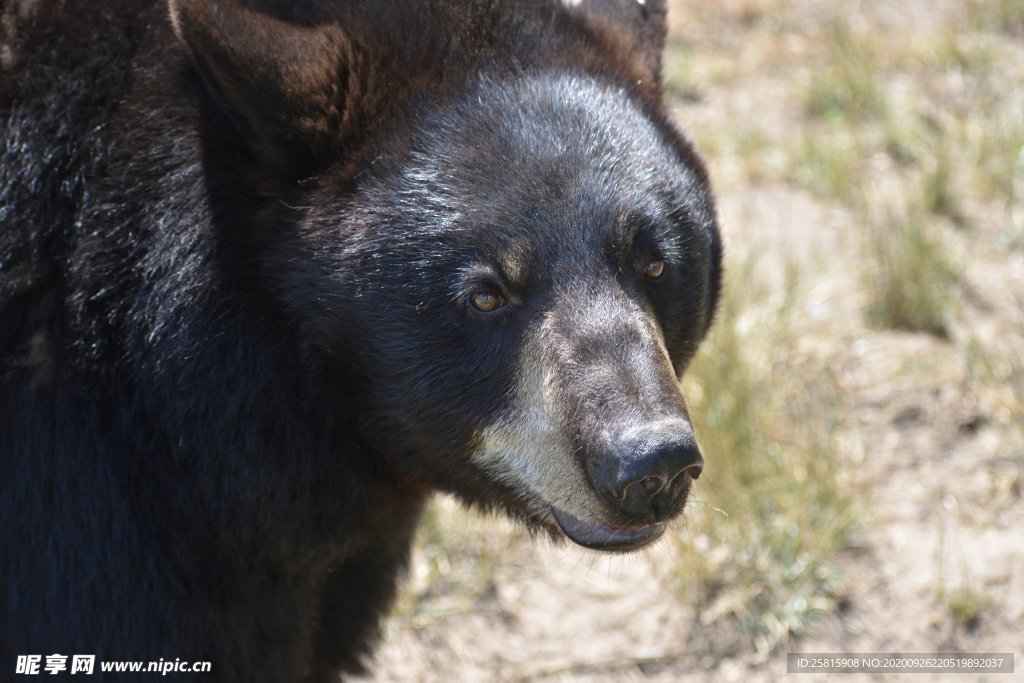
(672, 259), (854, 655)
(863, 196), (959, 338)
(666, 0), (1024, 660)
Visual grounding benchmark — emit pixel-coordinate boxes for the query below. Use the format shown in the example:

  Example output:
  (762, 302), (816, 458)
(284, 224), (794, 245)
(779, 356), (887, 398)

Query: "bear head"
(170, 0), (722, 552)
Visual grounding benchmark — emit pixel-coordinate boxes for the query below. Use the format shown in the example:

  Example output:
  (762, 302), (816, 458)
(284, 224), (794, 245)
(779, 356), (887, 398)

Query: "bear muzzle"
(549, 418), (702, 551)
(591, 418), (703, 518)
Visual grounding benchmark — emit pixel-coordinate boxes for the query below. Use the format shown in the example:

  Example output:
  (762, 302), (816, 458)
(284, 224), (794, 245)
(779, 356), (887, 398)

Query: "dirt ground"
(356, 1), (1024, 680)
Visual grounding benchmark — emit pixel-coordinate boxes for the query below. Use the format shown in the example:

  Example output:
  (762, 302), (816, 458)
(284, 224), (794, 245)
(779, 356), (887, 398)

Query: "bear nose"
(603, 421), (703, 518)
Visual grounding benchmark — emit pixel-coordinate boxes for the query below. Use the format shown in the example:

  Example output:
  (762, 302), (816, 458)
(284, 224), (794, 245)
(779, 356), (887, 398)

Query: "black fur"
(1, 1), (721, 680)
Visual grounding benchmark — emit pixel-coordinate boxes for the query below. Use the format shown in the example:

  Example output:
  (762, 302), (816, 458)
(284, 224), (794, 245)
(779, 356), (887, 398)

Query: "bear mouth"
(549, 506), (666, 552)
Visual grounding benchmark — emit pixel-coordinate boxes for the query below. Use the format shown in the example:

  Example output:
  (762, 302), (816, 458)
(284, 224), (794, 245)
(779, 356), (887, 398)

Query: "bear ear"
(565, 0), (668, 87)
(168, 0), (358, 166)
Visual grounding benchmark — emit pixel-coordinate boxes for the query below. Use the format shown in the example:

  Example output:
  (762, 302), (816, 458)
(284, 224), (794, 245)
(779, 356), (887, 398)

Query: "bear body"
(1, 1), (721, 680)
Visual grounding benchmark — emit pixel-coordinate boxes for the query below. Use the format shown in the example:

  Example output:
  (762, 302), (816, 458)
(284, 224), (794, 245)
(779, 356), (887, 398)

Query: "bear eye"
(640, 256), (665, 280)
(469, 289), (505, 313)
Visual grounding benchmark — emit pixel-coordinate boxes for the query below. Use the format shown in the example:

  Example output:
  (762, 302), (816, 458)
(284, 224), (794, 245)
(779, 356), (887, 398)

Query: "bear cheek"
(467, 326), (601, 523)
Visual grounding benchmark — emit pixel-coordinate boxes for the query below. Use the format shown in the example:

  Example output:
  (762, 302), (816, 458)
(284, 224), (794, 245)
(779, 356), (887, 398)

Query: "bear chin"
(550, 506), (668, 552)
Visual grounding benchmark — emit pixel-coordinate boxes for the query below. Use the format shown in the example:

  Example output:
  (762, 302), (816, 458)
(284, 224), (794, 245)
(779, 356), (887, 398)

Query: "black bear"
(0, 0), (721, 680)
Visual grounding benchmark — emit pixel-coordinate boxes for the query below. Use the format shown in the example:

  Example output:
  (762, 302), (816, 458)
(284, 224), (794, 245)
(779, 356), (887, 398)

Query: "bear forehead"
(418, 73), (681, 179)
(370, 73), (702, 239)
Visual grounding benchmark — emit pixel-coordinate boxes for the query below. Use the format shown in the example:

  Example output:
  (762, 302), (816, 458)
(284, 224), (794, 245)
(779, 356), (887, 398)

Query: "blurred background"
(359, 1), (1024, 679)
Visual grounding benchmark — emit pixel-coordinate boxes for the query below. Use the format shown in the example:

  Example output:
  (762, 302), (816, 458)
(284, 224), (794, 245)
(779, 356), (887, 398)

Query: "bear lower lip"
(549, 506), (665, 552)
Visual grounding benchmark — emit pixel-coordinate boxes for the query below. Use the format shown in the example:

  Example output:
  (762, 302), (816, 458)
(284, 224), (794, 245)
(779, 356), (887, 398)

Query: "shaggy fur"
(0, 1), (721, 680)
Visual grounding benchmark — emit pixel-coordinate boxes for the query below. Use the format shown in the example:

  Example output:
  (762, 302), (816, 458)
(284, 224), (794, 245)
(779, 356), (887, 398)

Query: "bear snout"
(587, 419), (703, 523)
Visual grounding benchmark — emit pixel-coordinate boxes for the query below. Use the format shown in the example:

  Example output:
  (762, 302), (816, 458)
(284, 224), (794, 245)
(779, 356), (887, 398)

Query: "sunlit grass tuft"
(863, 197), (959, 338)
(788, 126), (864, 204)
(662, 41), (703, 103)
(965, 335), (1024, 430)
(967, 0), (1024, 36)
(969, 114), (1024, 208)
(805, 22), (887, 123)
(946, 586), (992, 632)
(921, 145), (967, 225)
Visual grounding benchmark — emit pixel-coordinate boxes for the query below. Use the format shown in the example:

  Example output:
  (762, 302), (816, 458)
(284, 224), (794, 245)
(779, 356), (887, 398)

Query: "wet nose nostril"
(639, 476), (664, 495)
(677, 461), (703, 481)
(600, 423), (704, 516)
